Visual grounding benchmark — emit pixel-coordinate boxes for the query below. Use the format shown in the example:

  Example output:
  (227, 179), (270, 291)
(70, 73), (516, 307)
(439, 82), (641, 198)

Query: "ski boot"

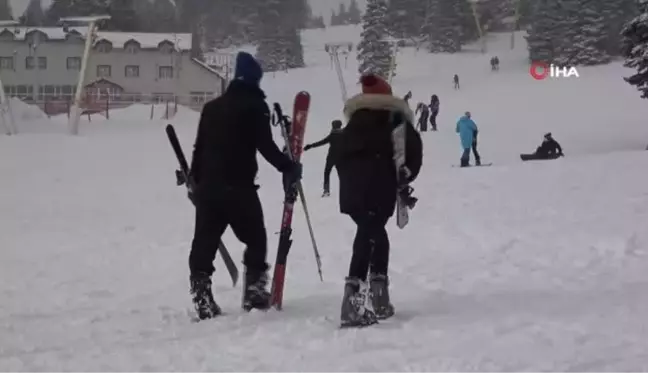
(369, 273), (395, 320)
(243, 267), (271, 311)
(322, 190), (330, 197)
(340, 277), (378, 328)
(190, 273), (222, 320)
(475, 157), (481, 166)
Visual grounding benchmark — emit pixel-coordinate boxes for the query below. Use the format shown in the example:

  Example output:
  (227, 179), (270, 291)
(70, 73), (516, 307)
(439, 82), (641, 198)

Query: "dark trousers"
(430, 110), (438, 131)
(472, 137), (481, 163)
(418, 112), (429, 131)
(190, 188), (267, 276)
(348, 212), (390, 281)
(323, 155), (334, 192)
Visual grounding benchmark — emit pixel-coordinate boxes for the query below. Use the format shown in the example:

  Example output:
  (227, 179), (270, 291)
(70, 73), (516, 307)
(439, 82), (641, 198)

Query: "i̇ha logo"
(529, 61), (579, 80)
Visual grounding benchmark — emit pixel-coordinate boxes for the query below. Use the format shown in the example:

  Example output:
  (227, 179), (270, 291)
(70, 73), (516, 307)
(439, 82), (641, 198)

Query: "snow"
(2, 28), (648, 371)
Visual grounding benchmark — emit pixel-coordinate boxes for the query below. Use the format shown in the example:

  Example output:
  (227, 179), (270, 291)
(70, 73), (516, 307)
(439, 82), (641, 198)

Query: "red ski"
(270, 92), (311, 310)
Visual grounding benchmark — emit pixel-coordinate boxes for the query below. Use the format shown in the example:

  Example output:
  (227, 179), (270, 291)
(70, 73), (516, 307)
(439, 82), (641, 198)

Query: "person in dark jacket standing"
(429, 94), (439, 131)
(415, 102), (429, 132)
(336, 73), (423, 327)
(303, 120), (343, 197)
(188, 51), (302, 320)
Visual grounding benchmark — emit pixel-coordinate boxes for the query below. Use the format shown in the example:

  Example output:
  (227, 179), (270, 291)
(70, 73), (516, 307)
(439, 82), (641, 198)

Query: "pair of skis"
(270, 92), (323, 310)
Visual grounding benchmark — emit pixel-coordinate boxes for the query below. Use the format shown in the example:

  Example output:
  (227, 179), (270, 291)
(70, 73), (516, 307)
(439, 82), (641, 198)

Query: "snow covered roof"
(0, 27), (192, 51)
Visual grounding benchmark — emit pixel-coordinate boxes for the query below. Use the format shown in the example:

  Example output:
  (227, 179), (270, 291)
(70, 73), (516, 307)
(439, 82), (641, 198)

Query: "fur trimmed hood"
(343, 93), (414, 123)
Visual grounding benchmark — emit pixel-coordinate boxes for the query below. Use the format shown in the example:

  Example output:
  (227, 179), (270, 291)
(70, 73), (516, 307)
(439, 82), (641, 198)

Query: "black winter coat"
(190, 80), (293, 196)
(307, 128), (343, 159)
(336, 94), (422, 217)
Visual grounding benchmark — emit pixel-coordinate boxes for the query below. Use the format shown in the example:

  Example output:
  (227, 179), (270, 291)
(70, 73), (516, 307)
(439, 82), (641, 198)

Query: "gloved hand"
(303, 144), (312, 151)
(282, 161), (303, 192)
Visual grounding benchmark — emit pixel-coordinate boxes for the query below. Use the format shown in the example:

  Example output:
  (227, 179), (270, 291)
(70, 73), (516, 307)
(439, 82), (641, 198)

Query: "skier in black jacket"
(188, 51), (302, 319)
(336, 73), (423, 327)
(304, 120), (343, 197)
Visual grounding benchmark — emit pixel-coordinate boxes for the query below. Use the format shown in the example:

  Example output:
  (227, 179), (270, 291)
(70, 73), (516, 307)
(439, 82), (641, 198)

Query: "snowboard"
(391, 115), (410, 229)
(269, 92), (310, 310)
(165, 124), (239, 287)
(520, 153), (560, 161)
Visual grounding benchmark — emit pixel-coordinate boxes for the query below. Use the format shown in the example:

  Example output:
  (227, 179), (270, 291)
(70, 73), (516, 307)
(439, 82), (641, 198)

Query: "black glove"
(304, 144), (312, 151)
(282, 161), (303, 192)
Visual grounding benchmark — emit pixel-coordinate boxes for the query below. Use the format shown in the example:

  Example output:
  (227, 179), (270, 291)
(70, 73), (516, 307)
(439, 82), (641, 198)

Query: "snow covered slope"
(2, 30), (648, 370)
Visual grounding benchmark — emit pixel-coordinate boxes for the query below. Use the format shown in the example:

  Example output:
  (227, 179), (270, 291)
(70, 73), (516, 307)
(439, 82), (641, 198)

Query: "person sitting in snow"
(521, 133), (564, 161)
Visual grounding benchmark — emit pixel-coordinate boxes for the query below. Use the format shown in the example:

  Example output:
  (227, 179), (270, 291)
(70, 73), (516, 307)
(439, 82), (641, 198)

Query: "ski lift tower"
(60, 15), (111, 136)
(0, 20), (19, 135)
(468, 0), (486, 53)
(379, 37), (406, 85)
(324, 42), (354, 102)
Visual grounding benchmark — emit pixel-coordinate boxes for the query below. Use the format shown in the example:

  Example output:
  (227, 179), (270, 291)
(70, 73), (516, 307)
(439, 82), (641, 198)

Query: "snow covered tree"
(337, 2), (349, 24)
(105, 0), (138, 31)
(357, 0), (394, 78)
(525, 0), (563, 62)
(22, 0), (45, 26)
(256, 0), (305, 71)
(423, 0), (462, 53)
(555, 0), (609, 66)
(0, 0), (12, 20)
(347, 0), (362, 24)
(456, 0), (478, 42)
(601, 0), (639, 55)
(621, 0), (648, 98)
(388, 0), (427, 40)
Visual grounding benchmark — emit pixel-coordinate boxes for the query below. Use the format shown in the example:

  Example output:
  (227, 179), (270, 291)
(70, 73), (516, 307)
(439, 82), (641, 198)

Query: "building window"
(0, 56), (14, 70)
(67, 57), (81, 70)
(125, 65), (139, 78)
(25, 56), (35, 70)
(38, 57), (47, 70)
(158, 66), (173, 79)
(190, 92), (214, 105)
(159, 43), (174, 54)
(153, 92), (173, 103)
(97, 65), (111, 78)
(125, 43), (139, 54)
(96, 42), (112, 53)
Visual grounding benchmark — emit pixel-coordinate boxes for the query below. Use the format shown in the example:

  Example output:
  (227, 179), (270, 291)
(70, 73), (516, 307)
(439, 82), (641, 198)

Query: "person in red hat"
(334, 73), (423, 328)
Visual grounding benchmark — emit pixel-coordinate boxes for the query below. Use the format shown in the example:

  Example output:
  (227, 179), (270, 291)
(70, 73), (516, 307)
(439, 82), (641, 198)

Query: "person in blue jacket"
(456, 111), (479, 167)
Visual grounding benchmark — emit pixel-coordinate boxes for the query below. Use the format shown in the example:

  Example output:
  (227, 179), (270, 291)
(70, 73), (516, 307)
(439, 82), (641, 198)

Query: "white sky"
(10, 0), (366, 20)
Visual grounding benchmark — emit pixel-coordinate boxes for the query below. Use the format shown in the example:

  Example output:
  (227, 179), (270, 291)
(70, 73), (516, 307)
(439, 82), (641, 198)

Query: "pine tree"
(601, 0), (639, 55)
(357, 0), (394, 79)
(621, 0), (648, 98)
(423, 0), (462, 53)
(456, 0), (478, 42)
(555, 0), (609, 66)
(22, 0), (45, 26)
(256, 0), (286, 71)
(388, 0), (427, 39)
(338, 2), (348, 25)
(0, 0), (12, 20)
(330, 9), (339, 26)
(105, 0), (139, 31)
(347, 0), (362, 24)
(45, 0), (72, 24)
(525, 0), (563, 62)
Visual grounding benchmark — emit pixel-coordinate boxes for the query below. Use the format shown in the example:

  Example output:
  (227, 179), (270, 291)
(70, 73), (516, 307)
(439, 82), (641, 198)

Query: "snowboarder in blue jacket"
(456, 111), (479, 167)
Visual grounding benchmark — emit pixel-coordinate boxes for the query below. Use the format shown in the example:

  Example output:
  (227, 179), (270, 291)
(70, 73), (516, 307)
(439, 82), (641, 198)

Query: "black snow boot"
(340, 277), (378, 328)
(369, 273), (395, 320)
(190, 273), (222, 320)
(460, 158), (470, 167)
(243, 267), (271, 311)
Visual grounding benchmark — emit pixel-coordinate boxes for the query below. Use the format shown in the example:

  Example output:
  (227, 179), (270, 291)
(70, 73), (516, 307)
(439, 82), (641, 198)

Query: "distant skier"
(520, 133), (564, 161)
(415, 102), (429, 132)
(456, 111), (479, 167)
(403, 90), (412, 104)
(429, 94), (439, 131)
(303, 119), (343, 196)
(453, 74), (460, 89)
(490, 56), (500, 71)
(336, 73), (422, 327)
(187, 52), (302, 320)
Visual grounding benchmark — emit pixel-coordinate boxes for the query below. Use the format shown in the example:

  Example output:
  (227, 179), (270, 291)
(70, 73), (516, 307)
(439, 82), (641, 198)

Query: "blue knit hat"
(234, 52), (263, 86)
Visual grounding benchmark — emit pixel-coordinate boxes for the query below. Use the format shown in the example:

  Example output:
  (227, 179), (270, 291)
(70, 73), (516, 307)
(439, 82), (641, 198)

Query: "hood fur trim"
(343, 94), (414, 123)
